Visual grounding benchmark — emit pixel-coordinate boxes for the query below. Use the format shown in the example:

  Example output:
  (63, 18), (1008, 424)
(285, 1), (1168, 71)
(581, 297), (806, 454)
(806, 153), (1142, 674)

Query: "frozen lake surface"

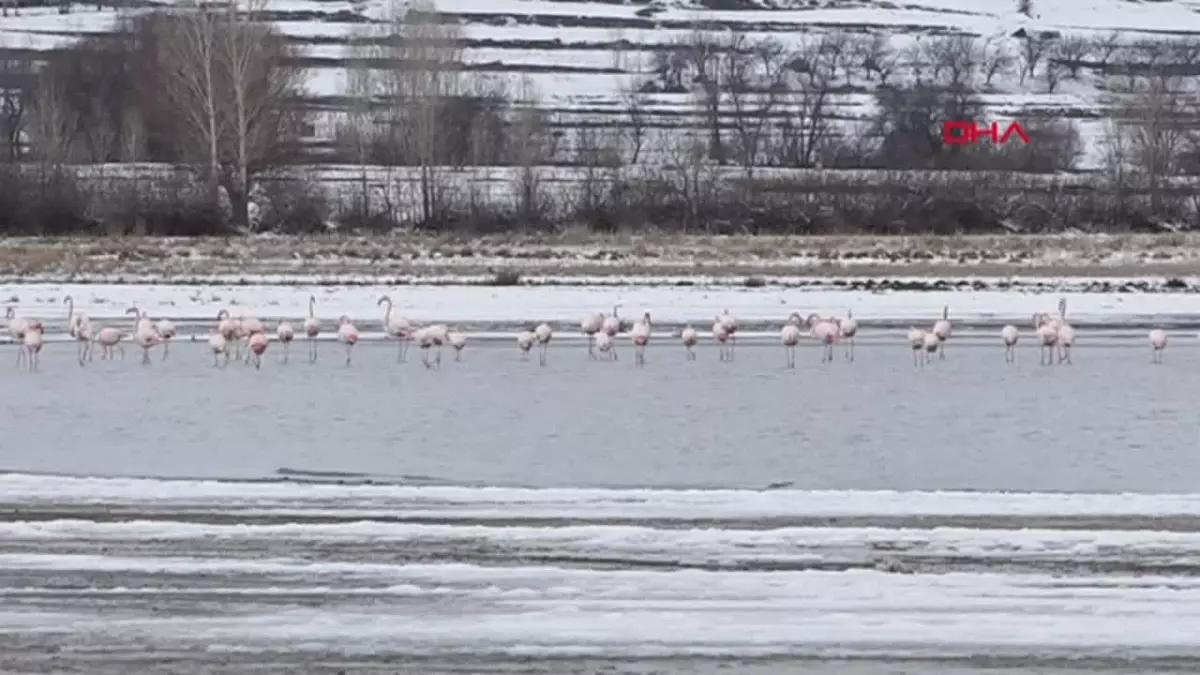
(3, 283), (1198, 674)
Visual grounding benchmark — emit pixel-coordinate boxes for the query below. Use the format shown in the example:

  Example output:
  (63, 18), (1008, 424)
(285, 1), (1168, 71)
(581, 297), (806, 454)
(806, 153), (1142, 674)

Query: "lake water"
(2, 334), (1196, 492)
(3, 318), (1198, 674)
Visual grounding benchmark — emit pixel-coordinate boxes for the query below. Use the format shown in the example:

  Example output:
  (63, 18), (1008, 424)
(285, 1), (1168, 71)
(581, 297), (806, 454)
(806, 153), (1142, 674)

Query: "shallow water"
(3, 333), (1196, 492)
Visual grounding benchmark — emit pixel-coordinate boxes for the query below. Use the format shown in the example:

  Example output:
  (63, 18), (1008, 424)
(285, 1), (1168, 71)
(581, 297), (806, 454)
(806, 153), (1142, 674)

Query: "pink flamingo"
(1033, 312), (1059, 366)
(248, 332), (269, 370)
(517, 329), (535, 360)
(581, 311), (604, 359)
(126, 308), (161, 364)
(208, 332), (228, 367)
(922, 330), (940, 362)
(448, 327), (466, 361)
(1055, 298), (1075, 364)
(237, 316), (265, 364)
(630, 312), (651, 367)
(304, 295), (321, 363)
(805, 313), (839, 363)
(155, 319), (177, 361)
(932, 305), (952, 359)
(781, 313), (804, 368)
(680, 325), (698, 360)
(840, 310), (858, 361)
(7, 306), (34, 367)
(22, 324), (43, 372)
(337, 315), (359, 366)
(1001, 324), (1019, 363)
(63, 296), (93, 365)
(534, 323), (553, 366)
(1149, 328), (1167, 363)
(378, 295), (414, 363)
(94, 326), (124, 360)
(600, 305), (628, 360)
(907, 327), (926, 367)
(595, 331), (613, 359)
(712, 320), (732, 362)
(277, 321), (295, 364)
(413, 324), (448, 369)
(716, 309), (738, 361)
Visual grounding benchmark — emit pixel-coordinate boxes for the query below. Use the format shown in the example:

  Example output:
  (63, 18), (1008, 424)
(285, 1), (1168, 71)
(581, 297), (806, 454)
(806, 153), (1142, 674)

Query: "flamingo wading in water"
(517, 329), (535, 361)
(1149, 328), (1167, 363)
(22, 323), (43, 372)
(581, 311), (604, 360)
(781, 313), (803, 368)
(631, 313), (651, 367)
(156, 318), (177, 361)
(932, 306), (951, 359)
(277, 321), (295, 364)
(1001, 324), (1019, 363)
(337, 315), (359, 366)
(1033, 312), (1059, 366)
(378, 295), (414, 363)
(64, 295), (93, 365)
(680, 325), (698, 360)
(806, 313), (839, 363)
(126, 308), (161, 364)
(534, 323), (553, 366)
(248, 332), (269, 370)
(305, 295), (321, 363)
(840, 310), (858, 361)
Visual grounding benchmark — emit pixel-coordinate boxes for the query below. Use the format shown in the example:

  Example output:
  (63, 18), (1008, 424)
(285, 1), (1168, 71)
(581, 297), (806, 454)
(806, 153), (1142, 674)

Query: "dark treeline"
(2, 0), (1200, 236)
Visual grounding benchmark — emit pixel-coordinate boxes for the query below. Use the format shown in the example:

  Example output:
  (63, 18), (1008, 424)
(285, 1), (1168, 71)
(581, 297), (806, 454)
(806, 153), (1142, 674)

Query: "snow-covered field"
(2, 233), (1199, 284)
(6, 281), (1200, 327)
(4, 0), (1197, 169)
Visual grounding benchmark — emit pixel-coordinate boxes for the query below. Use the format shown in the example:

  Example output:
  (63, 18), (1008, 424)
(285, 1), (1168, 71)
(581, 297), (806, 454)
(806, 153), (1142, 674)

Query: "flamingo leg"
(142, 347), (151, 365)
(539, 343), (548, 366)
(283, 342), (290, 364)
(846, 338), (855, 362)
(162, 341), (170, 361)
(455, 348), (462, 362)
(435, 345), (442, 368)
(397, 339), (404, 362)
(345, 344), (353, 366)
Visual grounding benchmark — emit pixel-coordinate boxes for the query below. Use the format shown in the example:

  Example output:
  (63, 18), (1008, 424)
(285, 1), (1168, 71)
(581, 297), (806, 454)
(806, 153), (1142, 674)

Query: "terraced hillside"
(3, 0), (1200, 235)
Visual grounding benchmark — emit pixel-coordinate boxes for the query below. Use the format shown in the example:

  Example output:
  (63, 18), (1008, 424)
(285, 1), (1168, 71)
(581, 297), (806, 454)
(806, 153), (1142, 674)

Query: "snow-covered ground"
(5, 282), (1199, 325)
(3, 0), (1197, 170)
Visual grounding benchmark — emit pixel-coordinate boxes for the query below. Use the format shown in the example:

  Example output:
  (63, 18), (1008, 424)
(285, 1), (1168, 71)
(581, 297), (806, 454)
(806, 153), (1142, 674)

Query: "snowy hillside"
(5, 0), (1200, 170)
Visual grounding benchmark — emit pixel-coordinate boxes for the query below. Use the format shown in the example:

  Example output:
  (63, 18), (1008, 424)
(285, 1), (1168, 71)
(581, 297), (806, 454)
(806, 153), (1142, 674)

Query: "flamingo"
(630, 312), (651, 367)
(922, 330), (940, 362)
(1001, 324), (1019, 363)
(448, 327), (466, 361)
(277, 321), (295, 364)
(517, 329), (535, 360)
(208, 332), (228, 367)
(63, 295), (93, 365)
(94, 326), (124, 360)
(126, 308), (161, 364)
(7, 306), (33, 367)
(22, 324), (43, 372)
(534, 322), (553, 366)
(781, 313), (803, 368)
(712, 320), (732, 362)
(717, 309), (738, 361)
(840, 310), (858, 361)
(1149, 328), (1167, 363)
(806, 313), (839, 363)
(248, 332), (269, 370)
(907, 327), (926, 366)
(156, 319), (177, 361)
(304, 295), (320, 363)
(1055, 298), (1075, 364)
(337, 315), (359, 366)
(595, 331), (613, 359)
(680, 325), (698, 360)
(932, 305), (951, 359)
(1033, 313), (1059, 366)
(237, 316), (265, 363)
(414, 324), (448, 369)
(217, 310), (239, 350)
(600, 305), (627, 361)
(581, 311), (604, 359)
(378, 295), (414, 363)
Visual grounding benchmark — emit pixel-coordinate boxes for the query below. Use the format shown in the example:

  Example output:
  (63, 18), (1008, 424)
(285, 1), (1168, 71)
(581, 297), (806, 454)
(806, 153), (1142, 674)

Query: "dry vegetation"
(3, 1), (1200, 238)
(0, 232), (1198, 280)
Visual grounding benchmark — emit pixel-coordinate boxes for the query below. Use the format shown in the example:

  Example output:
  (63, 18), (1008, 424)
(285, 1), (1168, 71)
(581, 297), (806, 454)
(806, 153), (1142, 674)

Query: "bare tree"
(1020, 33), (1053, 84)
(157, 9), (222, 204)
(663, 130), (719, 233)
(1017, 0), (1032, 18)
(28, 67), (76, 163)
(920, 36), (980, 88)
(981, 38), (1015, 86)
(1091, 32), (1122, 69)
(0, 58), (32, 161)
(1054, 34), (1091, 79)
(724, 34), (787, 170)
(850, 33), (897, 84)
(1041, 42), (1065, 93)
(342, 24), (383, 224)
(376, 0), (464, 224)
(682, 27), (725, 163)
(507, 75), (555, 224)
(773, 38), (837, 169)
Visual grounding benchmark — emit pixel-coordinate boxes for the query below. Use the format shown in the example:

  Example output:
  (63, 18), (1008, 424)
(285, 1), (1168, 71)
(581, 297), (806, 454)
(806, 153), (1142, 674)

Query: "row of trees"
(2, 0), (1200, 234)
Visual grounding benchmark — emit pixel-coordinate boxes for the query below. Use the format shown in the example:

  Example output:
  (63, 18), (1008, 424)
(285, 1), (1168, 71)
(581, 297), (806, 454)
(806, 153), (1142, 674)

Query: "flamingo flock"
(0, 295), (1182, 373)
